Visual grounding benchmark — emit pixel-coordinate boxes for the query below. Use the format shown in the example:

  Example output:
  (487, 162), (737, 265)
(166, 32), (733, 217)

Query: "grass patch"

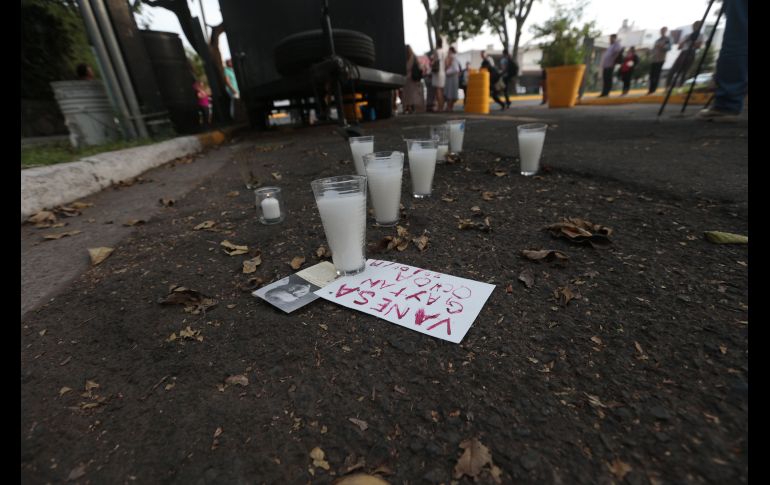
(21, 137), (172, 169)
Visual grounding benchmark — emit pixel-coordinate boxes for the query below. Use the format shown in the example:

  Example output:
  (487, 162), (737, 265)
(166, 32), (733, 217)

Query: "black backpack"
(411, 60), (423, 81)
(506, 59), (519, 79)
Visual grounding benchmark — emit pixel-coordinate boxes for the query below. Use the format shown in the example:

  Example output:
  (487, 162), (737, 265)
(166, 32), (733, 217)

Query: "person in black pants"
(648, 27), (671, 93)
(599, 34), (623, 97)
(481, 51), (506, 110)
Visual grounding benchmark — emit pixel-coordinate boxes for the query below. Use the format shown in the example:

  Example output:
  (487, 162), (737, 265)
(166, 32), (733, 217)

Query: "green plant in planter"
(531, 2), (599, 68)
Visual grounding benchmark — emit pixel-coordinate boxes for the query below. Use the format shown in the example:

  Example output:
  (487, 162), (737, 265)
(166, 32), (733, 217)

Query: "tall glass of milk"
(349, 136), (375, 176)
(446, 119), (466, 153)
(430, 125), (450, 163)
(405, 139), (438, 199)
(517, 123), (547, 176)
(363, 151), (403, 227)
(311, 175), (368, 276)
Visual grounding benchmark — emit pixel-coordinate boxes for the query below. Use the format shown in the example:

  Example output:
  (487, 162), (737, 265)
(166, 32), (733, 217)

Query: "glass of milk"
(446, 119), (466, 153)
(517, 123), (547, 176)
(430, 125), (450, 163)
(363, 151), (403, 227)
(255, 187), (284, 224)
(405, 139), (438, 199)
(349, 136), (375, 176)
(311, 175), (368, 276)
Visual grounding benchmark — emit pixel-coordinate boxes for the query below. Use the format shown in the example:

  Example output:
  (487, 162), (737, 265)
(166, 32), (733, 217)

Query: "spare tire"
(274, 29), (375, 76)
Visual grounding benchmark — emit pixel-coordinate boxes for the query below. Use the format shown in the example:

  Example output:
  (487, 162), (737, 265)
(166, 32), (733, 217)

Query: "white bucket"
(50, 81), (120, 148)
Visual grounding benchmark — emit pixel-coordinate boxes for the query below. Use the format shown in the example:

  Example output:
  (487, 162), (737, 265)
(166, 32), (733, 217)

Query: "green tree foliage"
(531, 2), (599, 68)
(21, 0), (97, 100)
(438, 0), (487, 44)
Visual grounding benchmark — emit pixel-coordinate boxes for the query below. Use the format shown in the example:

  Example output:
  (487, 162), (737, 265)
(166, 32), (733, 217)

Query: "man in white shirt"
(599, 34), (623, 97)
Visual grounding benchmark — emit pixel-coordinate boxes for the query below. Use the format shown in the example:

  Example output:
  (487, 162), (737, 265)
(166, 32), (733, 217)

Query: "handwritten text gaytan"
(331, 260), (477, 336)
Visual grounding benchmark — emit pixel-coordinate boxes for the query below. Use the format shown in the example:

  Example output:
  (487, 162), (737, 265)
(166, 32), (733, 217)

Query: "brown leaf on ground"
(26, 210), (57, 226)
(54, 205), (83, 217)
(445, 153), (462, 164)
(243, 255), (262, 274)
(505, 284), (513, 294)
(334, 474), (390, 485)
(441, 196), (456, 202)
(481, 191), (496, 201)
(348, 417), (369, 431)
(226, 191), (240, 197)
(70, 202), (93, 210)
(634, 341), (649, 360)
(493, 169), (507, 177)
(607, 459), (632, 480)
(178, 326), (203, 342)
(194, 220), (216, 230)
(412, 234), (429, 252)
(396, 225), (409, 238)
(543, 218), (612, 248)
(221, 240), (249, 256)
(68, 463), (87, 481)
(591, 336), (603, 346)
(159, 198), (175, 207)
(310, 447), (330, 470)
(59, 386), (72, 397)
(271, 172), (283, 181)
(520, 249), (569, 263)
(88, 247), (114, 265)
(43, 230), (82, 240)
(290, 256), (305, 270)
(554, 286), (580, 306)
(316, 245), (332, 258)
(123, 219), (146, 227)
(225, 374), (249, 386)
(518, 268), (535, 288)
(159, 285), (218, 314)
(471, 206), (481, 212)
(454, 438), (494, 479)
(458, 218), (491, 232)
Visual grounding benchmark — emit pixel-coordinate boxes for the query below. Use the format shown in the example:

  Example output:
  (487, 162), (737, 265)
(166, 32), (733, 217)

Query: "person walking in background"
(223, 58), (239, 119)
(444, 46), (461, 112)
(431, 38), (447, 112)
(459, 61), (470, 101)
(481, 51), (506, 110)
(697, 0), (748, 121)
(619, 46), (640, 95)
(599, 34), (623, 97)
(193, 80), (212, 127)
(403, 45), (424, 114)
(499, 49), (519, 108)
(540, 69), (548, 105)
(666, 21), (704, 88)
(648, 27), (671, 94)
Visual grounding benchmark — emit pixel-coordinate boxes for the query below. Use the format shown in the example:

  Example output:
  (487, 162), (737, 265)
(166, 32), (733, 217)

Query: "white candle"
(261, 197), (281, 220)
(436, 144), (449, 162)
(518, 131), (546, 174)
(408, 147), (438, 195)
(366, 165), (402, 224)
(350, 140), (374, 176)
(316, 191), (366, 272)
(448, 122), (465, 152)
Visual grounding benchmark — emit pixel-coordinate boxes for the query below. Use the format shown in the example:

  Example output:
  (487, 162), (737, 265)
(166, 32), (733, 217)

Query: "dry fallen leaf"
(70, 202), (93, 210)
(554, 286), (580, 306)
(481, 191), (496, 201)
(271, 172), (283, 181)
(59, 386), (72, 397)
(194, 220), (216, 230)
(68, 464), (87, 481)
(316, 245), (332, 258)
(607, 459), (632, 480)
(243, 255), (262, 274)
(159, 198), (175, 207)
(544, 218), (612, 248)
(88, 247), (114, 265)
(159, 285), (218, 314)
(221, 240), (249, 256)
(43, 230), (81, 240)
(493, 169), (507, 177)
(454, 438), (494, 479)
(334, 474), (390, 485)
(442, 196), (456, 202)
(591, 336), (603, 346)
(310, 447), (330, 470)
(27, 210), (57, 225)
(122, 219), (146, 227)
(412, 234), (429, 252)
(518, 268), (535, 288)
(348, 417), (369, 431)
(290, 256), (305, 270)
(520, 249), (569, 263)
(225, 374), (249, 387)
(178, 326), (204, 342)
(226, 191), (240, 197)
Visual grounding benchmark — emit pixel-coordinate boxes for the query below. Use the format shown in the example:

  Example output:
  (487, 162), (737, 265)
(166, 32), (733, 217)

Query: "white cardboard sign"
(315, 259), (496, 344)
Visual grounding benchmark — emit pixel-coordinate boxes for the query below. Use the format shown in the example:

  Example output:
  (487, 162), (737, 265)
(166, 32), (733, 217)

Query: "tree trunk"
(512, 20), (523, 61)
(422, 0), (435, 53)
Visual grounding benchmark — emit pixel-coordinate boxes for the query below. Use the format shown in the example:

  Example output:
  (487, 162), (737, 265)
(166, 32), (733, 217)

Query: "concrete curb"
(21, 127), (239, 221)
(579, 92), (712, 106)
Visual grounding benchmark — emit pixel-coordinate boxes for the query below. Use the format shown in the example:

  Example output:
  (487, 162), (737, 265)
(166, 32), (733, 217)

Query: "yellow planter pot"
(545, 64), (586, 108)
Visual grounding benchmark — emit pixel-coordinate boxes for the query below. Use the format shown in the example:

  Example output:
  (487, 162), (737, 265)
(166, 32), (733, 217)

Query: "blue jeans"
(714, 0), (748, 113)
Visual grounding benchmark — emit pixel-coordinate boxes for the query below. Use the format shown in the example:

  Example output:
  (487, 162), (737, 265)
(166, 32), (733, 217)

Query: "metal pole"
(681, 4), (724, 113)
(198, 0), (210, 44)
(77, 0), (137, 139)
(90, 0), (149, 138)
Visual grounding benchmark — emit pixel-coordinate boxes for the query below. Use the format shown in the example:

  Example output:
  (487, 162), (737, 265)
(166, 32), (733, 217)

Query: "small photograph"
(252, 274), (321, 313)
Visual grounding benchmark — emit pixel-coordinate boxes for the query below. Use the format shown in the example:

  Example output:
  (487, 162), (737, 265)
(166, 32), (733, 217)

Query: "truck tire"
(274, 29), (375, 76)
